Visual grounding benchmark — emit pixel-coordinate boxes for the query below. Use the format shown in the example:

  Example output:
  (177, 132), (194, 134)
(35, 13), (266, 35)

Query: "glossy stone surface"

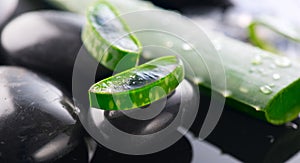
(1, 10), (113, 90)
(75, 79), (199, 155)
(0, 66), (82, 163)
(148, 0), (232, 10)
(0, 0), (18, 29)
(55, 139), (90, 163)
(1, 11), (81, 88)
(91, 136), (192, 163)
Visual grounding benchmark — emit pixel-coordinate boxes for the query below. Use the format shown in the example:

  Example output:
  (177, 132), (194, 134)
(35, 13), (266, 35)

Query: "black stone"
(54, 139), (90, 163)
(91, 136), (192, 163)
(104, 90), (181, 135)
(0, 66), (83, 163)
(0, 0), (18, 29)
(147, 0), (232, 10)
(1, 11), (112, 91)
(77, 80), (198, 156)
(0, 0), (18, 65)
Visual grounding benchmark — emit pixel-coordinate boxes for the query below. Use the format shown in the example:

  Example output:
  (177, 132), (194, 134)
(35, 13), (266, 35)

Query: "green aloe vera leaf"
(49, 0), (300, 124)
(82, 1), (142, 71)
(248, 16), (300, 54)
(89, 56), (184, 110)
(100, 0), (300, 124)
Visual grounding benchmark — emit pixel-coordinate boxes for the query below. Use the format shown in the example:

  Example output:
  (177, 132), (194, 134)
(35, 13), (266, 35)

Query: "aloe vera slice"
(82, 1), (142, 71)
(248, 16), (300, 54)
(89, 56), (184, 110)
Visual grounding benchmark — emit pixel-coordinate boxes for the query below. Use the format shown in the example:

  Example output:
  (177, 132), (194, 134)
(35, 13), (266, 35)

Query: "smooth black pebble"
(0, 0), (18, 29)
(91, 136), (192, 163)
(0, 66), (83, 163)
(1, 11), (112, 90)
(148, 0), (232, 10)
(81, 80), (198, 155)
(0, 0), (18, 65)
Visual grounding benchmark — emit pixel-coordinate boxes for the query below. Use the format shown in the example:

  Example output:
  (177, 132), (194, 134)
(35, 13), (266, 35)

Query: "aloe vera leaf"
(82, 1), (142, 71)
(248, 16), (300, 54)
(89, 56), (184, 110)
(99, 0), (300, 125)
(48, 0), (300, 124)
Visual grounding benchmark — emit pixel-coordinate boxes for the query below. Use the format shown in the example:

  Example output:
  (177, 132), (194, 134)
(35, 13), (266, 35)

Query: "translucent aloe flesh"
(82, 1), (142, 71)
(89, 56), (184, 110)
(49, 0), (300, 125)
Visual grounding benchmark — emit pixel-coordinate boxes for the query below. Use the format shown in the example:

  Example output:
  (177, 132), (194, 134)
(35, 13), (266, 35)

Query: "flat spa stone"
(1, 10), (112, 90)
(0, 0), (18, 29)
(0, 66), (83, 163)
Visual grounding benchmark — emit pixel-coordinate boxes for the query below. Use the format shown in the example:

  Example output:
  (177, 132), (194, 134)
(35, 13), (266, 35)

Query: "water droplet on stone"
(182, 43), (192, 51)
(252, 55), (262, 65)
(286, 122), (298, 130)
(74, 107), (80, 115)
(272, 73), (281, 80)
(274, 57), (291, 68)
(260, 85), (273, 95)
(267, 135), (275, 143)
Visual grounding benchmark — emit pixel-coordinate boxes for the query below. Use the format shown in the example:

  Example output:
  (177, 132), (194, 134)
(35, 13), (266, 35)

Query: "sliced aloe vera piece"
(82, 1), (142, 71)
(89, 56), (184, 110)
(248, 16), (300, 54)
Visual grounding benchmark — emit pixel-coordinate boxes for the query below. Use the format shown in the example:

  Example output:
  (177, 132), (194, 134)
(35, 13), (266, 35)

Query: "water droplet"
(182, 43), (193, 51)
(268, 83), (275, 87)
(286, 122), (298, 130)
(253, 105), (261, 111)
(214, 43), (222, 51)
(165, 41), (174, 48)
(257, 68), (265, 74)
(74, 107), (80, 115)
(239, 87), (249, 93)
(269, 64), (276, 69)
(222, 90), (232, 97)
(260, 85), (273, 95)
(267, 135), (275, 143)
(249, 67), (256, 73)
(274, 57), (291, 68)
(252, 55), (262, 65)
(192, 77), (203, 84)
(272, 73), (281, 80)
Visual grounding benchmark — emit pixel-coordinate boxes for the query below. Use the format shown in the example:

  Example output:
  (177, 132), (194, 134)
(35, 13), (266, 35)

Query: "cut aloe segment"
(82, 1), (142, 71)
(248, 16), (300, 54)
(89, 56), (184, 110)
